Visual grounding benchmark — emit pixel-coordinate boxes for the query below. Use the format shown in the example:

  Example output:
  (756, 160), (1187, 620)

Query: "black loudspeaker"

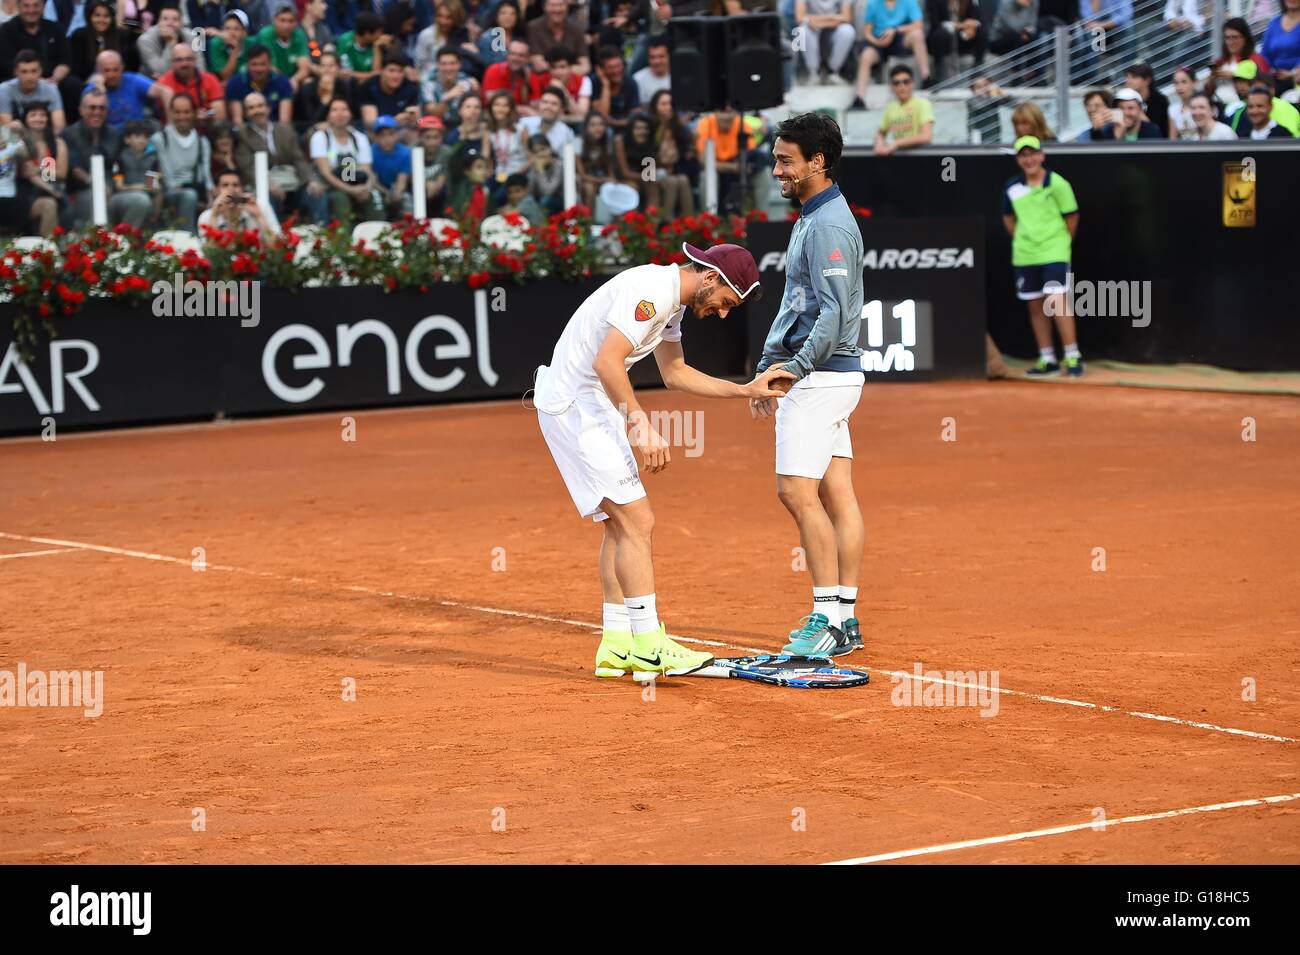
(667, 16), (728, 112)
(725, 14), (784, 111)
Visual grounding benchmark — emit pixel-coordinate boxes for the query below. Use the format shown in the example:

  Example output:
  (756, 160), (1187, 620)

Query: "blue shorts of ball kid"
(1014, 262), (1071, 301)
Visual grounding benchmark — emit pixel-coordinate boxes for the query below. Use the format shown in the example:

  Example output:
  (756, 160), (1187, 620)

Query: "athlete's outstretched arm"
(654, 340), (795, 399)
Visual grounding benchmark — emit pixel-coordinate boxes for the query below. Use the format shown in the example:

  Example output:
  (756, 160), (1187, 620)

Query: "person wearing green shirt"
(336, 11), (386, 83)
(873, 64), (934, 154)
(208, 11), (251, 83)
(1002, 135), (1084, 377)
(255, 2), (311, 88)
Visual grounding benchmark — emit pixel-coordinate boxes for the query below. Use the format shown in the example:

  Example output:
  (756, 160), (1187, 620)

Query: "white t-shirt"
(1190, 121), (1236, 141)
(631, 67), (671, 106)
(519, 115), (577, 155)
(0, 138), (23, 199)
(309, 127), (374, 168)
(1168, 100), (1198, 139)
(534, 263), (685, 413)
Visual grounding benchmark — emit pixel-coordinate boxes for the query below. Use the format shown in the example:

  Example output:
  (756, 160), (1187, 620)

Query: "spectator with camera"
(198, 167), (282, 238)
(1092, 86), (1162, 139)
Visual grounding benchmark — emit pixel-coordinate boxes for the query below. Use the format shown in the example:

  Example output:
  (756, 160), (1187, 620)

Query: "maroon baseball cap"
(682, 242), (763, 302)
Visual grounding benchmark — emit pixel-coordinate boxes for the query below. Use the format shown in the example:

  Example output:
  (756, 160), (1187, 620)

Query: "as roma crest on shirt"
(635, 300), (656, 322)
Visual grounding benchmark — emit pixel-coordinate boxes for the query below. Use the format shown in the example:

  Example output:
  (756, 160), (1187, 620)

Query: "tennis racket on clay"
(692, 655), (870, 689)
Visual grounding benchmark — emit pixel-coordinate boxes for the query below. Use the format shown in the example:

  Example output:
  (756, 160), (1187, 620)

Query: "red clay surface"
(1, 380), (1298, 864)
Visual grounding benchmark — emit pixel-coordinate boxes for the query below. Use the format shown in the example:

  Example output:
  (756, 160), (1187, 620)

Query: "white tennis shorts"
(538, 395), (645, 522)
(774, 371), (865, 479)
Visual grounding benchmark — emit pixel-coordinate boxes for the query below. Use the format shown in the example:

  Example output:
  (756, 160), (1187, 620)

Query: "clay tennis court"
(2, 380), (1297, 864)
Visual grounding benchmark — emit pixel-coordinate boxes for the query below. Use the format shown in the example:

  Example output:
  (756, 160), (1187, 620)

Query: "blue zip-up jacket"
(757, 183), (864, 379)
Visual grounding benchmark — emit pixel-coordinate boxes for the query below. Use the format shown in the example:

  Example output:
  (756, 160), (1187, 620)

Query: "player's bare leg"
(819, 455), (864, 650)
(601, 498), (655, 597)
(776, 473), (846, 653)
(599, 520), (625, 605)
(593, 497), (712, 678)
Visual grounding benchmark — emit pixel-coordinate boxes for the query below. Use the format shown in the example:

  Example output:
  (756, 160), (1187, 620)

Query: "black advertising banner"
(837, 146), (1300, 370)
(743, 218), (987, 381)
(0, 281), (750, 437)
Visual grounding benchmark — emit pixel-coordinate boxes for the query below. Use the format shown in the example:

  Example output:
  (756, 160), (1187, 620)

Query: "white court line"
(0, 548), (74, 561)
(824, 791), (1300, 865)
(866, 668), (1296, 745)
(0, 530), (1293, 746)
(0, 396), (521, 445)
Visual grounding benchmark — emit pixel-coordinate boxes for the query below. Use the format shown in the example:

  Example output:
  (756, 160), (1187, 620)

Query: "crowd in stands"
(1, 1), (1296, 236)
(0, 0), (782, 237)
(887, 4), (1300, 149)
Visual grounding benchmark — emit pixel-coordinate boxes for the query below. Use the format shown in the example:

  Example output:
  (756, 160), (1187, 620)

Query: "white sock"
(838, 585), (858, 622)
(624, 594), (659, 636)
(813, 587), (841, 627)
(1039, 347), (1056, 363)
(603, 602), (630, 633)
(1063, 343), (1081, 360)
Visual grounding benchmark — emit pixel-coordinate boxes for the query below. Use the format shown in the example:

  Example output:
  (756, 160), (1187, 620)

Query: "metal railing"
(925, 1), (1237, 144)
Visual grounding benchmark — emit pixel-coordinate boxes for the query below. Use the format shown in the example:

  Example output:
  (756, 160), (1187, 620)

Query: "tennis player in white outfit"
(534, 243), (794, 679)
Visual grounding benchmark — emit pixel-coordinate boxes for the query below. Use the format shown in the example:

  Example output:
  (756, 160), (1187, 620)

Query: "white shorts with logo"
(537, 394), (645, 522)
(774, 370), (865, 479)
